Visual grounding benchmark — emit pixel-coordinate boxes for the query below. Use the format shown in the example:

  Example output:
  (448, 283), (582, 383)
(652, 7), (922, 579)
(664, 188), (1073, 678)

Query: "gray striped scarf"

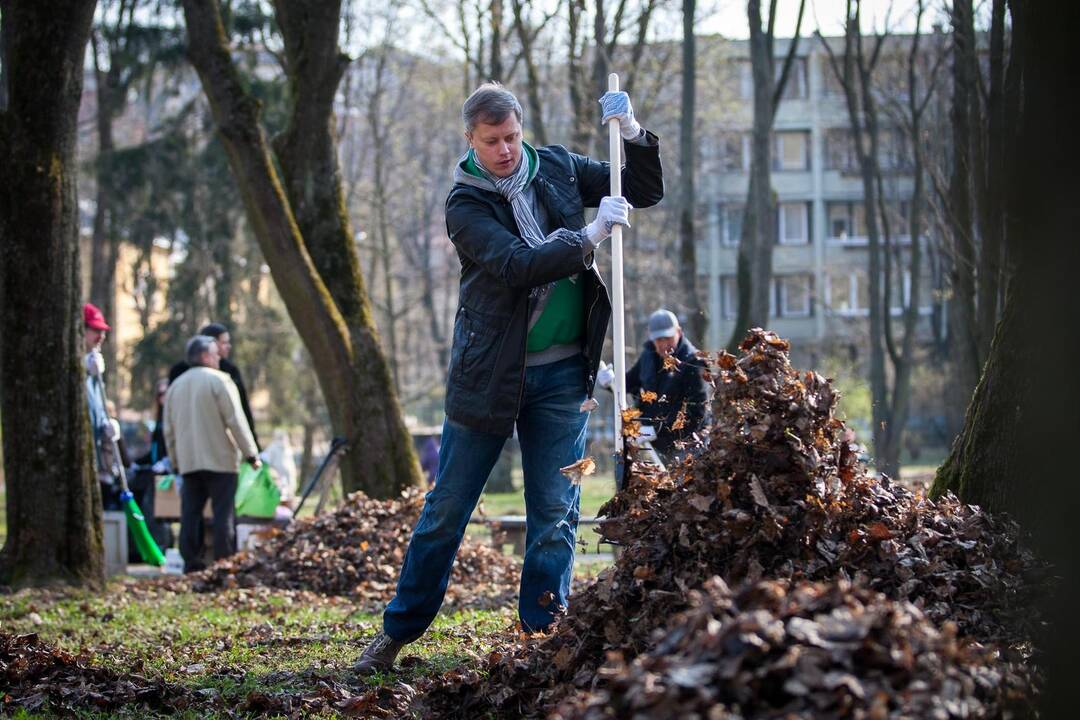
(472, 151), (554, 299)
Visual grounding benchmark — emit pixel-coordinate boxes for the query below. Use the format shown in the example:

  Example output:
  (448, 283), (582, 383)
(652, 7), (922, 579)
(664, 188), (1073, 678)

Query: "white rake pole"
(608, 73), (628, 463)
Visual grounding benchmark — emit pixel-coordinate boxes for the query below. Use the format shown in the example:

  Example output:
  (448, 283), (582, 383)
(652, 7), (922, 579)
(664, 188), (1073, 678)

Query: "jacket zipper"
(585, 284), (601, 391)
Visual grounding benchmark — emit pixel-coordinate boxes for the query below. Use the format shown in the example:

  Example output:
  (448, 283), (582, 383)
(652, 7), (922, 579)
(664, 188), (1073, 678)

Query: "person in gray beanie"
(620, 309), (708, 462)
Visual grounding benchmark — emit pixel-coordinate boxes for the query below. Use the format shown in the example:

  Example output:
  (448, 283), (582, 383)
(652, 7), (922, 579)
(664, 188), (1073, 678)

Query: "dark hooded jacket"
(444, 132), (664, 435)
(626, 334), (708, 453)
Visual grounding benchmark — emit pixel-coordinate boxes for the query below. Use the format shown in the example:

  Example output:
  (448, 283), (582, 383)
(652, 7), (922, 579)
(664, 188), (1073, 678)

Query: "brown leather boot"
(352, 631), (406, 675)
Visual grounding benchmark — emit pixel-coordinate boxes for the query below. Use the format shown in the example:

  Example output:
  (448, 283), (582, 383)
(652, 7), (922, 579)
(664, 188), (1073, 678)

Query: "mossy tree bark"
(181, 0), (422, 497)
(0, 0), (105, 589)
(926, 7), (1080, 713)
(929, 0), (1075, 526)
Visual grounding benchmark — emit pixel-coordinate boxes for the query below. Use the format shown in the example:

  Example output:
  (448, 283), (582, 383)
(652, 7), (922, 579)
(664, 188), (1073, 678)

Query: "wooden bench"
(474, 514), (609, 555)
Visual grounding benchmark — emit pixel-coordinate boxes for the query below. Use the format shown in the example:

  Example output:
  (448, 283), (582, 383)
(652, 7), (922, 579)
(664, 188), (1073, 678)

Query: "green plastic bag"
(235, 461), (280, 518)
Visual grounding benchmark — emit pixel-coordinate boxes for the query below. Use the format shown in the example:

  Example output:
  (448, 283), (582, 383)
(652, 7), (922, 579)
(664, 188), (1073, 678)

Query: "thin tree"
(88, 1), (180, 386)
(181, 0), (423, 498)
(0, 0), (104, 588)
(727, 0), (806, 351)
(818, 0), (930, 478)
(942, 0), (981, 441)
(677, 0), (705, 341)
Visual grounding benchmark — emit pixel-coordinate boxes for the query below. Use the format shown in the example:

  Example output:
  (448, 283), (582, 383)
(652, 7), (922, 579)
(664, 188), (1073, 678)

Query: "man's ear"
(464, 130), (472, 149)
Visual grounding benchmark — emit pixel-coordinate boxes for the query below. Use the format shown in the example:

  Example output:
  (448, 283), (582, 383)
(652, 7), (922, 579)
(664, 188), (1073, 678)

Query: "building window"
(721, 204), (744, 246)
(776, 57), (808, 100)
(738, 57), (808, 101)
(773, 131), (809, 171)
(826, 271), (870, 316)
(721, 276), (737, 318)
(777, 274), (813, 317)
(738, 60), (754, 100)
(718, 132), (748, 171)
(822, 62), (847, 97)
(824, 128), (858, 171)
(827, 201), (868, 244)
(778, 202), (809, 245)
(877, 128), (912, 172)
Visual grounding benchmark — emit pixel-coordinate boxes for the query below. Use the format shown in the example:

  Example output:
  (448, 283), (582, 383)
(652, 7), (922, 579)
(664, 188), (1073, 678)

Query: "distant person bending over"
(619, 309), (708, 464)
(352, 81), (664, 674)
(164, 335), (260, 573)
(169, 322), (260, 450)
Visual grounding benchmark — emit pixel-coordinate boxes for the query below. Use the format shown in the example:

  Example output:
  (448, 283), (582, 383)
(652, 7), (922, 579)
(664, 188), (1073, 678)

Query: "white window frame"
(722, 205), (744, 247)
(777, 274), (813, 318)
(739, 61), (754, 100)
(774, 131), (809, 171)
(825, 271), (870, 317)
(778, 202), (809, 245)
(826, 201), (869, 246)
(721, 276), (737, 318)
(775, 57), (808, 100)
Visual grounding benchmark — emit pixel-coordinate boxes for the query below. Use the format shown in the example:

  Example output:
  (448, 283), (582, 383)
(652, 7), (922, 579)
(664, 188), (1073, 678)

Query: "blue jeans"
(384, 354), (589, 641)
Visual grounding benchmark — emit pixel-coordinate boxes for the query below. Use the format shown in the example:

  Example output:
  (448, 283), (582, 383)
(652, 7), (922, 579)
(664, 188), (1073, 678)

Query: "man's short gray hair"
(185, 335), (217, 366)
(462, 82), (523, 132)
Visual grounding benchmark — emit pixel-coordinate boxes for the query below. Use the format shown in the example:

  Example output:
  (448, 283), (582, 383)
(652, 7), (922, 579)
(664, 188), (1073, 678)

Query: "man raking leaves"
(353, 82), (664, 673)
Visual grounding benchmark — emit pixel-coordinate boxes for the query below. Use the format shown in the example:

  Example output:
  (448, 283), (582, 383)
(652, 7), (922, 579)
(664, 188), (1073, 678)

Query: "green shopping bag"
(235, 461), (280, 518)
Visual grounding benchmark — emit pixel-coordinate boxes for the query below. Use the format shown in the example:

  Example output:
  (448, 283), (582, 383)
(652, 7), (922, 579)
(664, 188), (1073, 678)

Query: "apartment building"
(697, 37), (940, 361)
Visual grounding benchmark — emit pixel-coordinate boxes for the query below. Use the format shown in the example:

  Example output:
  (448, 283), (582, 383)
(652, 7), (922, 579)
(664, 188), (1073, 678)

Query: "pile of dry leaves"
(418, 329), (1043, 718)
(552, 578), (1033, 719)
(183, 489), (520, 610)
(0, 632), (196, 714)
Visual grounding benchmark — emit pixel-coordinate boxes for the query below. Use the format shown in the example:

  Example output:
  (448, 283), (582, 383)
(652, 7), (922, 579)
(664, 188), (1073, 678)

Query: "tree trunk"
(929, 0), (1078, 524)
(729, 0), (776, 351)
(489, 0), (503, 82)
(0, 0), (104, 589)
(511, 0), (548, 146)
(567, 0), (591, 153)
(729, 0), (804, 351)
(944, 0), (981, 442)
(677, 0), (705, 343)
(181, 0), (423, 499)
(974, 0), (1006, 359)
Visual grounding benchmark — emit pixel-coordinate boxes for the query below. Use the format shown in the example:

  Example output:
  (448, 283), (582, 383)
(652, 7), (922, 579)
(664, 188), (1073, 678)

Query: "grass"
(1, 580), (516, 719)
(478, 469), (616, 519)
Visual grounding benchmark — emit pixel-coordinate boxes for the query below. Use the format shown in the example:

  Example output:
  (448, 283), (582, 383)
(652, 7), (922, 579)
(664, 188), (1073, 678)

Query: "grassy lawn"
(2, 581), (515, 719)
(479, 474), (616, 519)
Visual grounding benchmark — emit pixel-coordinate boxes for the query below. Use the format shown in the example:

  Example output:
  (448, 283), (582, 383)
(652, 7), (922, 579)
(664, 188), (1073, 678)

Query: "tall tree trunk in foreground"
(929, 8), (1080, 712)
(0, 0), (104, 589)
(728, 0), (805, 351)
(181, 0), (422, 498)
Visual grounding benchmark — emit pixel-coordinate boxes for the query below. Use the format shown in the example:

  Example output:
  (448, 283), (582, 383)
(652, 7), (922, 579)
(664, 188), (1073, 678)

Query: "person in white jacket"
(163, 335), (260, 573)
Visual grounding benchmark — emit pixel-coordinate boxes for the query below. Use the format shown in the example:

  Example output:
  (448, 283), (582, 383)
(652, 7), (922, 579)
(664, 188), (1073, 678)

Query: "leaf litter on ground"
(171, 488), (521, 612)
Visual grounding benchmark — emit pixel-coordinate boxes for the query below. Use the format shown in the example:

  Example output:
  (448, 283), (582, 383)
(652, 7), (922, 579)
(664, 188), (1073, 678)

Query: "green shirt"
(527, 275), (585, 353)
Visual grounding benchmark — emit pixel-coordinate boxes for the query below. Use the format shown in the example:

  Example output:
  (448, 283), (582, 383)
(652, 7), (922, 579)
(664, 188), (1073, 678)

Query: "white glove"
(103, 417), (121, 442)
(596, 361), (615, 390)
(85, 349), (105, 378)
(151, 458), (172, 475)
(599, 91), (643, 140)
(585, 196), (632, 246)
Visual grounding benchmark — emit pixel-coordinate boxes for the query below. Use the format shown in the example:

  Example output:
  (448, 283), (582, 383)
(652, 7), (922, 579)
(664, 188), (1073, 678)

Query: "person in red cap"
(83, 303), (126, 509)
